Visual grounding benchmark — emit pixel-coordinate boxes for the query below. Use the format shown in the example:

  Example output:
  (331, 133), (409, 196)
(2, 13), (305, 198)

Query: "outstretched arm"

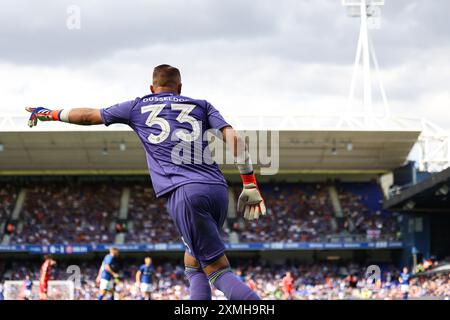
(104, 264), (119, 278)
(220, 126), (266, 220)
(135, 270), (141, 285)
(221, 126), (246, 161)
(96, 264), (103, 283)
(26, 107), (103, 127)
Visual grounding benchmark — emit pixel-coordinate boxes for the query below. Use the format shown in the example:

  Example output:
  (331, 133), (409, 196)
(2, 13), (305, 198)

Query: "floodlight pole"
(360, 0), (373, 122)
(345, 0), (386, 124)
(342, 0), (450, 172)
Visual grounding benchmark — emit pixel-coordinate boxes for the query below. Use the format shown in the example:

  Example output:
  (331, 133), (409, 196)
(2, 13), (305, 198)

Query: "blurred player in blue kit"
(97, 247), (120, 300)
(399, 266), (410, 300)
(135, 256), (155, 300)
(23, 275), (33, 300)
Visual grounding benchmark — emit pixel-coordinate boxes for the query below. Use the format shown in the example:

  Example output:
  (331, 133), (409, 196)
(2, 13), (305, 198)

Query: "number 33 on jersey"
(142, 103), (200, 144)
(100, 92), (231, 198)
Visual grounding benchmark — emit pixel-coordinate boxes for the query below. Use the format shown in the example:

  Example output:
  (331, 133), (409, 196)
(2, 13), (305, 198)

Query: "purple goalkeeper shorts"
(166, 183), (228, 267)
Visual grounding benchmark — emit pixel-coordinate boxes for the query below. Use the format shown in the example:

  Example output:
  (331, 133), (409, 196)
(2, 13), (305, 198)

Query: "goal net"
(3, 280), (75, 300)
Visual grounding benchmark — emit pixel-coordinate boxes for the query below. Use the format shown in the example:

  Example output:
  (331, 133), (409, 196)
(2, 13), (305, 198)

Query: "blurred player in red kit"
(282, 271), (294, 300)
(245, 275), (257, 292)
(39, 255), (56, 300)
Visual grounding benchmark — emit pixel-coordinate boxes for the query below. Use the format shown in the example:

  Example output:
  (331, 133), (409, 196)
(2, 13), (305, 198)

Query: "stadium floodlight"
(331, 147), (338, 156)
(343, 0), (385, 7)
(347, 142), (353, 151)
(435, 185), (449, 196)
(331, 140), (338, 155)
(119, 141), (127, 151)
(341, 0), (389, 127)
(403, 201), (415, 210)
(343, 0), (385, 22)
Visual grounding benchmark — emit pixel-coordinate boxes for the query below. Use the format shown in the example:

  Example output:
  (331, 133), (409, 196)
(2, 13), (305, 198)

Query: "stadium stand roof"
(0, 128), (420, 175)
(384, 167), (450, 212)
(0, 114), (421, 175)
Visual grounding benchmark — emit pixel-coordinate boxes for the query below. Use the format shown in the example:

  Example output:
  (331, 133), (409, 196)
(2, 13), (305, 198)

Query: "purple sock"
(185, 266), (212, 300)
(208, 268), (260, 300)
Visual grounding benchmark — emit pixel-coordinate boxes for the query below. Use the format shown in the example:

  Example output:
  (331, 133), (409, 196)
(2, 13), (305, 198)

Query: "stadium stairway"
(118, 187), (130, 219)
(115, 232), (125, 244)
(126, 220), (134, 240)
(1, 188), (26, 245)
(226, 187), (240, 243)
(227, 187), (237, 219)
(329, 186), (343, 218)
(114, 186), (131, 244)
(327, 185), (341, 233)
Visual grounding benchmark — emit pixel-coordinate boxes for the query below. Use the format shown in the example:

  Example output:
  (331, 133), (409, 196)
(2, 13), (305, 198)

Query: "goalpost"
(3, 280), (75, 300)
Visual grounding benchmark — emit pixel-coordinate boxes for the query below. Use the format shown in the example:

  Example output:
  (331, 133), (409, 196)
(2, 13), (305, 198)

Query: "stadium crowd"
(125, 184), (179, 243)
(230, 183), (334, 242)
(336, 185), (401, 241)
(0, 259), (448, 300)
(0, 184), (18, 222)
(9, 183), (120, 245)
(2, 181), (401, 245)
(229, 182), (400, 243)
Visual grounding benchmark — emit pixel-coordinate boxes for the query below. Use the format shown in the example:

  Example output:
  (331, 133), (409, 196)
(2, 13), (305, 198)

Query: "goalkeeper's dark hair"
(152, 64), (181, 88)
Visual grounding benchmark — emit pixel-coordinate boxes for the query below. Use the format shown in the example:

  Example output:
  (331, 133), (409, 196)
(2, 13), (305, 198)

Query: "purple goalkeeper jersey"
(100, 92), (230, 197)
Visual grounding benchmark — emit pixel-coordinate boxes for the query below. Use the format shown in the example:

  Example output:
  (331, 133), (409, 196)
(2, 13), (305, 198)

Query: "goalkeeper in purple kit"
(26, 64), (266, 300)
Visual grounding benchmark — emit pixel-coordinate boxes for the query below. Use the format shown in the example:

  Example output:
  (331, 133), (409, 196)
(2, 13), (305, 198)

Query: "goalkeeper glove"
(26, 107), (61, 128)
(26, 107), (71, 128)
(237, 173), (266, 220)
